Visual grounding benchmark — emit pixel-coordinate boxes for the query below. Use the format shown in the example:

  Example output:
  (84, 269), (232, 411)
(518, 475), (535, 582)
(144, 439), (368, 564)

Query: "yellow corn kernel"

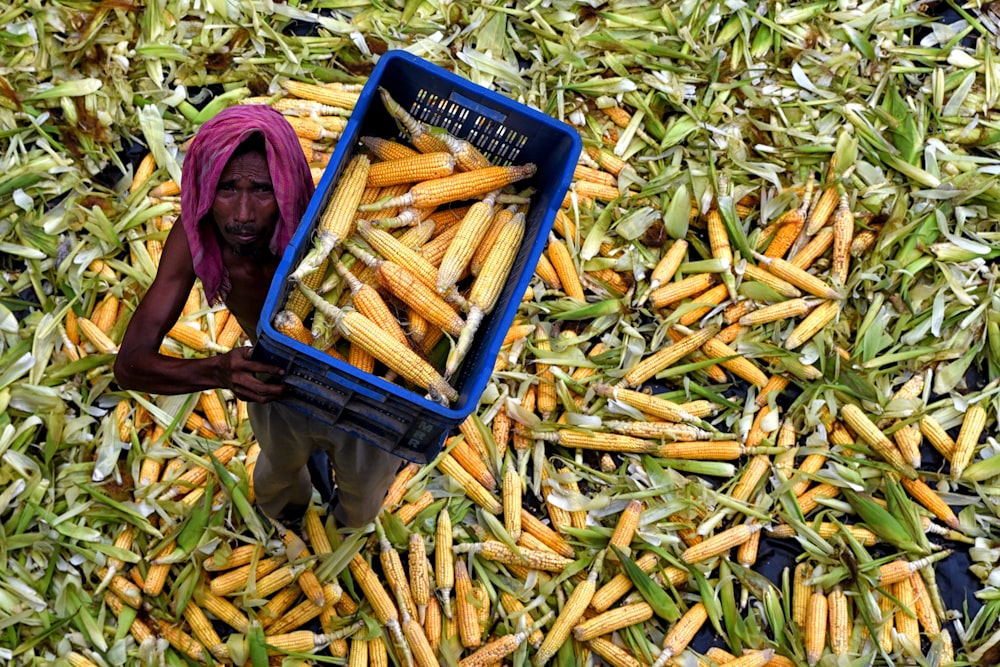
(197, 590), (251, 633)
(784, 299), (840, 350)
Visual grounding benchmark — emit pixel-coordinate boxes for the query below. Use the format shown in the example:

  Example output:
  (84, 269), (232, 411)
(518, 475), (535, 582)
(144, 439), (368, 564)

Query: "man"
(114, 105), (402, 528)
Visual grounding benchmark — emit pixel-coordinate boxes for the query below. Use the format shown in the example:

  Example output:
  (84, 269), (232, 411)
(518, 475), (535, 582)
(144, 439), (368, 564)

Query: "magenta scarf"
(180, 104), (313, 304)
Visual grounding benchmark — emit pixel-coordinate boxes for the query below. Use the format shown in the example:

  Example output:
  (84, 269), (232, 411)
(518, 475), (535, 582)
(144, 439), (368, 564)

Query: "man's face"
(211, 149), (279, 255)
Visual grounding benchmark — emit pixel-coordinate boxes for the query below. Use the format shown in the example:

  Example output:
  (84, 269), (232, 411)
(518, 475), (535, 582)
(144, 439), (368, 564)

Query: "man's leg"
(247, 401), (314, 518)
(327, 430), (403, 529)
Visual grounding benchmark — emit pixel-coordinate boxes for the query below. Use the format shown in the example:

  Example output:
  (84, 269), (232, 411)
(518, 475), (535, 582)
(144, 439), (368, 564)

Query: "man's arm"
(114, 224), (286, 402)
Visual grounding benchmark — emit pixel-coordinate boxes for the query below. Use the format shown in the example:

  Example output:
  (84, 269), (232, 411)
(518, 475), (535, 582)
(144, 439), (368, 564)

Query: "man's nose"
(235, 191), (255, 220)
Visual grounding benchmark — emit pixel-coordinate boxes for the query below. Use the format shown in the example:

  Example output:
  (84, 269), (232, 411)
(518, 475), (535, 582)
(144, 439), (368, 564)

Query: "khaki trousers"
(247, 400), (403, 528)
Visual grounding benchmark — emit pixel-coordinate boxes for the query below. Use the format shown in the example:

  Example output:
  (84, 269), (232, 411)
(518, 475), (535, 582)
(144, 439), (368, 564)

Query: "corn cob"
(619, 325), (719, 388)
(752, 253), (841, 300)
(348, 637), (369, 667)
(909, 569), (941, 634)
(792, 562), (812, 627)
(804, 590), (828, 665)
(297, 285), (458, 403)
(396, 489), (435, 525)
(336, 261), (410, 347)
(459, 629), (531, 667)
(446, 211), (526, 379)
(592, 553), (669, 612)
(436, 508), (454, 620)
(769, 522), (879, 545)
(437, 454), (502, 512)
(592, 383), (699, 423)
(77, 316), (118, 354)
(825, 584), (850, 656)
(203, 544), (262, 573)
(503, 466), (523, 540)
(653, 440), (743, 460)
(783, 299), (840, 349)
(608, 499), (642, 556)
(548, 232), (585, 300)
(290, 154), (370, 282)
(952, 403), (986, 479)
(649, 272), (717, 309)
(361, 135), (420, 161)
(209, 557), (284, 597)
(273, 310), (316, 347)
(422, 593), (441, 651)
(900, 476), (960, 529)
(520, 510), (576, 558)
(376, 518), (420, 623)
(701, 336), (769, 386)
(196, 589), (251, 633)
(282, 79), (359, 108)
(406, 533), (431, 625)
(454, 557), (480, 649)
(840, 402), (915, 475)
(348, 553), (409, 661)
(650, 601), (708, 667)
(453, 540), (573, 572)
(587, 637), (645, 667)
(367, 151), (456, 187)
(436, 194), (497, 293)
(533, 553), (603, 666)
(350, 634), (382, 667)
(919, 414), (957, 459)
(763, 205), (806, 259)
(681, 522), (763, 563)
(360, 163), (536, 211)
(573, 602), (653, 642)
(381, 462), (421, 510)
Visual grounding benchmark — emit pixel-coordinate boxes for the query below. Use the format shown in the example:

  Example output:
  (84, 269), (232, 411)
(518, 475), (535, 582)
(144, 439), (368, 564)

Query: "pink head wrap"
(181, 105), (314, 304)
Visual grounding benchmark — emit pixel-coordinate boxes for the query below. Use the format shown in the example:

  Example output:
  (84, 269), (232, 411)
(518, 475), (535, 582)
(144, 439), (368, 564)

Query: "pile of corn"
(4, 1), (1000, 666)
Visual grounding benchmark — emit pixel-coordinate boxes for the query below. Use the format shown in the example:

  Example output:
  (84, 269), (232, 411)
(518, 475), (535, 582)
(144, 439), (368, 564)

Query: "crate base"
(253, 341), (451, 464)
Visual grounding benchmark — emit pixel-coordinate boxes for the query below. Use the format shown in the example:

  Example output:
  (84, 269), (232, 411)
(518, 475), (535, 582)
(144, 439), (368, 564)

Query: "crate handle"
(447, 91), (507, 124)
(324, 370), (386, 403)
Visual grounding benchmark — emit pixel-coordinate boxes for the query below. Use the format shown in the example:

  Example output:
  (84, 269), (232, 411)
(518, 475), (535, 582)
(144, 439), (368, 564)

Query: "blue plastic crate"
(254, 50), (581, 463)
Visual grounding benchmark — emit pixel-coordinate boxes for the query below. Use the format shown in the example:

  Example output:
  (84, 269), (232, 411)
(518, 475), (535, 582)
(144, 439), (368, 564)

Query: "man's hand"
(221, 346), (288, 403)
